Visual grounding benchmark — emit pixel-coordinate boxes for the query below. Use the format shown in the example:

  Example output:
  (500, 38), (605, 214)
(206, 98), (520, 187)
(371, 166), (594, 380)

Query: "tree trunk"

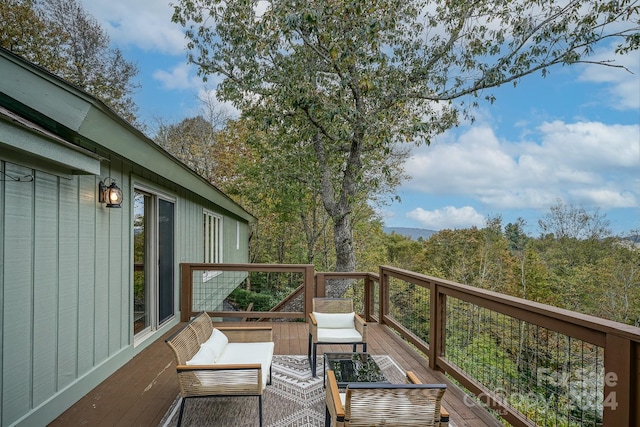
(314, 130), (360, 276)
(333, 213), (355, 273)
(314, 128), (359, 297)
(329, 211), (356, 296)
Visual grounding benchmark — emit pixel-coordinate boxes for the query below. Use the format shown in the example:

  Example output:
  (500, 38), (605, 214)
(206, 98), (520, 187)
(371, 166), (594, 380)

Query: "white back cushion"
(185, 343), (216, 365)
(313, 312), (355, 329)
(201, 328), (229, 362)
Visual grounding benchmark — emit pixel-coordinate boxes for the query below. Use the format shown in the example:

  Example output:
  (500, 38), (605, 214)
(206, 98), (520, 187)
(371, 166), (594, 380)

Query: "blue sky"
(81, 0), (640, 237)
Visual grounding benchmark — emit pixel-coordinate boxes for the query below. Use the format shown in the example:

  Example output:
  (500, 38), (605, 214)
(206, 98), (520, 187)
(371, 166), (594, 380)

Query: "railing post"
(304, 265), (315, 322)
(428, 282), (446, 372)
(363, 274), (371, 321)
(439, 291), (447, 369)
(428, 281), (437, 370)
(180, 263), (192, 322)
(316, 272), (326, 297)
(378, 266), (389, 324)
(603, 333), (634, 426)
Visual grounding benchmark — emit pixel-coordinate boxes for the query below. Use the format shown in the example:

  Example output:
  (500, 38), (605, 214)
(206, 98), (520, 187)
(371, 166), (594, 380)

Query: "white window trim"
(203, 209), (223, 281)
(236, 221), (240, 250)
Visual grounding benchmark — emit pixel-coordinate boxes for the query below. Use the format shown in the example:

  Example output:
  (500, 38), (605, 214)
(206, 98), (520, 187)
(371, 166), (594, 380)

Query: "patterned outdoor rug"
(159, 355), (404, 427)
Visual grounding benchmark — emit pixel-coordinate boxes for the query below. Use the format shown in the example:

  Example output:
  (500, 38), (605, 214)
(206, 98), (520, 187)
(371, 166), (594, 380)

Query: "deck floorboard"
(50, 321), (502, 427)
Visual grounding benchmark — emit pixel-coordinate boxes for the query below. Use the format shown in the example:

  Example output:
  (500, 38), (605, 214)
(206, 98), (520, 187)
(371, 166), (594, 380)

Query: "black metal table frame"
(323, 352), (388, 388)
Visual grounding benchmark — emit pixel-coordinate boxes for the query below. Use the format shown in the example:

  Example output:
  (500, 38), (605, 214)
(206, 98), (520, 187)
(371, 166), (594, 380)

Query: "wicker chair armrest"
(347, 382), (446, 390)
(308, 313), (318, 342)
(354, 314), (367, 339)
(439, 406), (450, 427)
(406, 371), (421, 384)
(216, 326), (273, 343)
(175, 363), (264, 397)
(308, 312), (318, 325)
(326, 370), (345, 422)
(404, 371), (450, 427)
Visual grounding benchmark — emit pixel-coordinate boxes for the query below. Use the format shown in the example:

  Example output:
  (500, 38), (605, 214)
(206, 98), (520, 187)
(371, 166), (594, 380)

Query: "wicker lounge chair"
(325, 370), (448, 426)
(165, 312), (274, 426)
(308, 298), (367, 377)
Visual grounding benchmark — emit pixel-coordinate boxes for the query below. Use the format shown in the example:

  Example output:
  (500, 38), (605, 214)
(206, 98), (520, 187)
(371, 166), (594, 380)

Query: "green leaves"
(172, 0), (638, 271)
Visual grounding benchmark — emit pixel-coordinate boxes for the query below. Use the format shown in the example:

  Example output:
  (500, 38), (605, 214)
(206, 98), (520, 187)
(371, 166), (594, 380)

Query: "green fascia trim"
(78, 107), (254, 222)
(0, 51), (93, 135)
(0, 49), (255, 223)
(0, 109), (101, 176)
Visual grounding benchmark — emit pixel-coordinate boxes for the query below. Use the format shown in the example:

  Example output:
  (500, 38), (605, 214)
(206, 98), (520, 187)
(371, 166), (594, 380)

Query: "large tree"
(0, 0), (140, 125)
(172, 0), (639, 273)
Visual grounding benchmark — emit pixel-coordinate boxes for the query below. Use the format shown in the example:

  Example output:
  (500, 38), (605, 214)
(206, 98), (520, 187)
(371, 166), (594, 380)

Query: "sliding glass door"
(158, 198), (174, 324)
(133, 189), (175, 341)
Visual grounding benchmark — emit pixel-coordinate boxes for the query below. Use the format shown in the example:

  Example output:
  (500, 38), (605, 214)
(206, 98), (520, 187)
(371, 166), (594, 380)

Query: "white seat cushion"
(318, 328), (362, 343)
(313, 312), (355, 328)
(217, 342), (275, 389)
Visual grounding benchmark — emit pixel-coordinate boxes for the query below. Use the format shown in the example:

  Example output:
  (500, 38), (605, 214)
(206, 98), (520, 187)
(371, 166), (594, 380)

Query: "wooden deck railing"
(179, 262), (640, 427)
(315, 271), (379, 321)
(378, 265), (640, 427)
(179, 263), (315, 322)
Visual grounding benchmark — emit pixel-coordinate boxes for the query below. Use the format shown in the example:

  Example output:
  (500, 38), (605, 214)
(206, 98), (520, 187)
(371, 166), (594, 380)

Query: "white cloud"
(578, 43), (640, 110)
(403, 120), (640, 210)
(196, 87), (241, 120)
(255, 1), (270, 19)
(407, 206), (486, 229)
(153, 63), (199, 91)
(80, 0), (186, 55)
(569, 189), (637, 208)
(406, 126), (518, 193)
(534, 121), (640, 170)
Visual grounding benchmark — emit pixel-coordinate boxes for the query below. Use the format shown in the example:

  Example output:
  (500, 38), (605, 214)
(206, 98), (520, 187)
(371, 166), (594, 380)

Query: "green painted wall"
(0, 147), (250, 427)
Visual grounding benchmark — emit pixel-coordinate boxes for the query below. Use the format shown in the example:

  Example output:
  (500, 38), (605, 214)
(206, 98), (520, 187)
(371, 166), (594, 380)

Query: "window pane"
(203, 211), (222, 264)
(158, 199), (174, 324)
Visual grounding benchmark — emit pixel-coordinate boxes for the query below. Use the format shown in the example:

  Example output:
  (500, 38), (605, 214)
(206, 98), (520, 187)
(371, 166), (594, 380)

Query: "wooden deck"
(50, 322), (503, 427)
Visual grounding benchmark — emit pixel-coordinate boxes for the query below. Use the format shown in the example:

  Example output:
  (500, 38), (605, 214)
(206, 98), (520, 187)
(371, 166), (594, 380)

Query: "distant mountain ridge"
(384, 227), (639, 244)
(384, 227), (436, 240)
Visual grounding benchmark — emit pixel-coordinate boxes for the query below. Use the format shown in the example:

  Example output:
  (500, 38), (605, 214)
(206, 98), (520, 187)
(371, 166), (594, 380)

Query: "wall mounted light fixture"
(98, 177), (123, 208)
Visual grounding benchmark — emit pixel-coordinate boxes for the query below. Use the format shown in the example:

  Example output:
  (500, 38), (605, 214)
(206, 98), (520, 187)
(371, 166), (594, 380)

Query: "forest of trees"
(388, 210), (640, 327)
(156, 106), (640, 328)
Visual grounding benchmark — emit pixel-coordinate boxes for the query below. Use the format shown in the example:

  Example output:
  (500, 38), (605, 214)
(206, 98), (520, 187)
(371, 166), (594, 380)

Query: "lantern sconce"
(98, 177), (123, 208)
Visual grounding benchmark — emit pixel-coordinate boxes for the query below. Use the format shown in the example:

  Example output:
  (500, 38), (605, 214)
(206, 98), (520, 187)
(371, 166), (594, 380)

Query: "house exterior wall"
(0, 146), (250, 427)
(0, 49), (253, 427)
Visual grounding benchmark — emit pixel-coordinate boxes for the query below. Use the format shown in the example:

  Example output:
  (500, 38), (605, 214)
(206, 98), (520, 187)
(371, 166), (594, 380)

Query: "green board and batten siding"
(0, 48), (254, 427)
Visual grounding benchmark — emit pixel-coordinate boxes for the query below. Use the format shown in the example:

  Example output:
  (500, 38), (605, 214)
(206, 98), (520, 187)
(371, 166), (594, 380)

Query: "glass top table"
(324, 352), (388, 388)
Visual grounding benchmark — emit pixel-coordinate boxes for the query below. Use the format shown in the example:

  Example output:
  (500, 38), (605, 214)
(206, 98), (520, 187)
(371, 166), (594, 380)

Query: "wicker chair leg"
(307, 333), (312, 363)
(325, 405), (329, 427)
(177, 397), (186, 427)
(258, 395), (263, 427)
